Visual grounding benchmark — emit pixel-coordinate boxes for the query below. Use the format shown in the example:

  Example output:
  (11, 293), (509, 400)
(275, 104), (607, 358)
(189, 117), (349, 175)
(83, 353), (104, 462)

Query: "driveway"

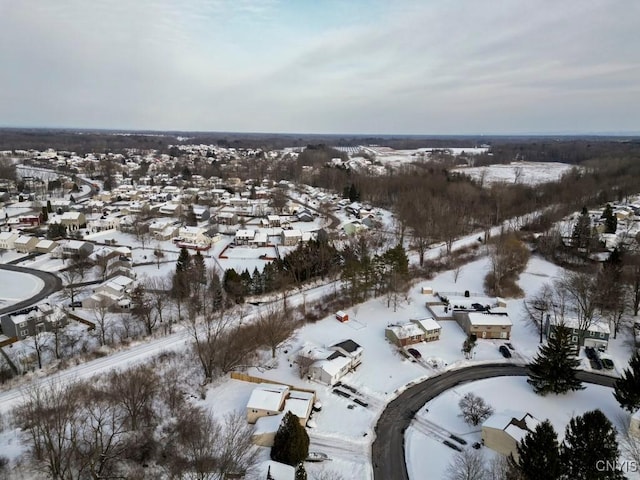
(371, 363), (617, 480)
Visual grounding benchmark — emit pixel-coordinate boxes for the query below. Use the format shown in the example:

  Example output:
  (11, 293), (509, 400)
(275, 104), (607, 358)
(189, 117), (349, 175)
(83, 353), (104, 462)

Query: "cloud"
(0, 0), (638, 134)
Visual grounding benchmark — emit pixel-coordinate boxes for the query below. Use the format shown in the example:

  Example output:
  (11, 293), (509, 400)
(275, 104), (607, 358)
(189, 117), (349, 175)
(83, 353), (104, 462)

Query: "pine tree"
(602, 204), (617, 234)
(572, 206), (592, 251)
(527, 324), (584, 395)
(208, 270), (224, 311)
(46, 200), (52, 213)
(191, 251), (206, 285)
(176, 247), (191, 272)
(561, 409), (623, 479)
(613, 351), (640, 412)
(514, 420), (561, 480)
(270, 411), (309, 466)
(295, 463), (307, 480)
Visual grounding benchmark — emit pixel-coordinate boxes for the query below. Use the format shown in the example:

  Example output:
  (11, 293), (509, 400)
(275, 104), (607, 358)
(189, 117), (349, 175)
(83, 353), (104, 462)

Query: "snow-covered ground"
(406, 377), (639, 480)
(0, 269), (44, 308)
(452, 161), (577, 186)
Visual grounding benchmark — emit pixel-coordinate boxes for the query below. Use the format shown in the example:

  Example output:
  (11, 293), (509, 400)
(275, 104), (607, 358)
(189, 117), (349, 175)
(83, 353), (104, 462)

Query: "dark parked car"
(590, 358), (603, 370)
(584, 346), (598, 360)
(499, 345), (512, 358)
(601, 358), (614, 370)
(408, 348), (422, 359)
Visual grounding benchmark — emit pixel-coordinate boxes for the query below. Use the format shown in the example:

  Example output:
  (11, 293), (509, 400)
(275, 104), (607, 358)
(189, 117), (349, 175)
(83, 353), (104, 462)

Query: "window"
(600, 332), (605, 339)
(572, 335), (578, 343)
(20, 329), (28, 337)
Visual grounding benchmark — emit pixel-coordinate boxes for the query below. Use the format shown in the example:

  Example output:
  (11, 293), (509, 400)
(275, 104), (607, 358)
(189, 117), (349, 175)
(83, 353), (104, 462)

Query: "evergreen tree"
(41, 206), (48, 222)
(613, 351), (640, 412)
(251, 267), (263, 295)
(176, 247), (191, 273)
(270, 411), (309, 466)
(295, 463), (307, 480)
(527, 324), (584, 395)
(348, 183), (360, 202)
(571, 206), (592, 251)
(208, 269), (224, 311)
(185, 204), (197, 226)
(513, 419), (561, 480)
(602, 203), (617, 234)
(46, 199), (52, 213)
(191, 251), (206, 285)
(561, 409), (623, 479)
(223, 268), (246, 303)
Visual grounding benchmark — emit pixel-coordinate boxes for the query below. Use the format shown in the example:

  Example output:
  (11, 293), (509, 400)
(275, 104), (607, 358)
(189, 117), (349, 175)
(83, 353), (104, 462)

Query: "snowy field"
(452, 161), (577, 186)
(0, 270), (44, 308)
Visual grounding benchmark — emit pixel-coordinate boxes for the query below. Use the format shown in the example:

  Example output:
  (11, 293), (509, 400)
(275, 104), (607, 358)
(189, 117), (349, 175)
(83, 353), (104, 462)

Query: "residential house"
(235, 229), (255, 245)
(385, 322), (426, 347)
(250, 230), (269, 247)
(246, 384), (289, 424)
(267, 215), (282, 227)
(482, 412), (540, 461)
(1, 303), (66, 340)
(178, 226), (211, 245)
(61, 240), (94, 257)
(453, 309), (512, 340)
(59, 211), (86, 231)
(216, 211), (238, 225)
(0, 231), (19, 250)
(35, 238), (58, 254)
(192, 205), (210, 222)
(545, 316), (610, 351)
(297, 339), (363, 385)
(149, 219), (179, 240)
(295, 210), (314, 222)
(14, 235), (38, 253)
(281, 229), (302, 246)
(82, 275), (135, 309)
(410, 317), (442, 342)
(158, 203), (181, 216)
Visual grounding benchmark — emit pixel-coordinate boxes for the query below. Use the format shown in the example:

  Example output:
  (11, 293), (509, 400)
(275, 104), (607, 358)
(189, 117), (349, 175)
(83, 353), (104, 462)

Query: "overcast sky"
(1, 0), (638, 135)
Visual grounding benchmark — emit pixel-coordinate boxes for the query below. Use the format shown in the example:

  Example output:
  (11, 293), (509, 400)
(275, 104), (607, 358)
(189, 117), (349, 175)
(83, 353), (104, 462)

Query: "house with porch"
(545, 316), (610, 351)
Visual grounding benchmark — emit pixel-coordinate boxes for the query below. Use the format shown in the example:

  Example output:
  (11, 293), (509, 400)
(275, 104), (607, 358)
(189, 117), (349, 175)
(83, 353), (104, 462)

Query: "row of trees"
(15, 362), (257, 479)
(448, 409), (625, 480)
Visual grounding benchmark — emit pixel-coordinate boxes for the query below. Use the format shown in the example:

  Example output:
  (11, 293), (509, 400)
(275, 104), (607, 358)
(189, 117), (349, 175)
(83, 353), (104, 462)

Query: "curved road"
(0, 264), (63, 316)
(371, 363), (617, 480)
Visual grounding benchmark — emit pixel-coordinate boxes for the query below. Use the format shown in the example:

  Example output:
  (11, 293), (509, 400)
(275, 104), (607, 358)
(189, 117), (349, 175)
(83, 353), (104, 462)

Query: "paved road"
(371, 363), (618, 480)
(0, 264), (62, 316)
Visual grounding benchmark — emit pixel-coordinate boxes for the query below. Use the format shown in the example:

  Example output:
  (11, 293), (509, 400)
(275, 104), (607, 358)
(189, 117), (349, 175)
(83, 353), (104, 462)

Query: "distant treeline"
(0, 127), (638, 155)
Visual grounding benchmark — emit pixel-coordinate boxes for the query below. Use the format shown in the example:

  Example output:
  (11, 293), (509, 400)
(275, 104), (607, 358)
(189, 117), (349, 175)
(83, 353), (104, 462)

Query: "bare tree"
(458, 392), (494, 426)
(16, 381), (81, 479)
(60, 268), (84, 307)
(445, 448), (487, 480)
(106, 365), (158, 431)
(215, 411), (258, 478)
(256, 305), (297, 358)
(92, 297), (111, 347)
(556, 270), (599, 346)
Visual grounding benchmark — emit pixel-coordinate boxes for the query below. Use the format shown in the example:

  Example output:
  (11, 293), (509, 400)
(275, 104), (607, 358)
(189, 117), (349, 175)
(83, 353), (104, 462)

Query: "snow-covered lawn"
(452, 162), (577, 186)
(0, 269), (44, 308)
(406, 377), (638, 480)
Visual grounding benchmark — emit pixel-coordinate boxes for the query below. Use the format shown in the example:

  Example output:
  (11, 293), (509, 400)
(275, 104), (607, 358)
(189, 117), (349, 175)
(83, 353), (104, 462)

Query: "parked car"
(584, 346), (598, 360)
(306, 452), (329, 462)
(601, 358), (614, 370)
(68, 301), (82, 308)
(590, 358), (603, 370)
(408, 348), (422, 359)
(499, 345), (512, 358)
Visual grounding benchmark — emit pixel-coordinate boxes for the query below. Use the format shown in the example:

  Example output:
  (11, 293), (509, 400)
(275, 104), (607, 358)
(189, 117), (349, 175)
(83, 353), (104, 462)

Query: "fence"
(230, 372), (317, 396)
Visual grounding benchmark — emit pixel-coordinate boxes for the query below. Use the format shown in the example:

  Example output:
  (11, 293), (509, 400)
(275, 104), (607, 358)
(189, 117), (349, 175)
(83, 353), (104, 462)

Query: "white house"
(0, 231), (19, 250)
(235, 229), (255, 245)
(297, 339), (363, 385)
(281, 229), (302, 246)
